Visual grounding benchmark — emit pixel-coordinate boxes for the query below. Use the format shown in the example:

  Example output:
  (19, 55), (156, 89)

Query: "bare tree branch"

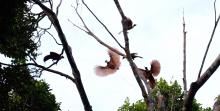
(197, 8), (220, 78)
(81, 0), (125, 49)
(28, 54), (38, 64)
(183, 54), (220, 111)
(214, 0), (217, 22)
(113, 0), (150, 109)
(113, 0), (126, 19)
(68, 19), (88, 33)
(45, 30), (62, 45)
(56, 0), (63, 16)
(0, 62), (76, 84)
(72, 4), (126, 57)
(49, 0), (53, 10)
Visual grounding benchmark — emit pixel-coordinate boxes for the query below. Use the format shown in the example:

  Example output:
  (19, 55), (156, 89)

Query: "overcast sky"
(32, 0), (220, 110)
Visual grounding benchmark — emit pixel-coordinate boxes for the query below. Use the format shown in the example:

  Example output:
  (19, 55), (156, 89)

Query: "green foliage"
(0, 66), (60, 111)
(31, 80), (61, 111)
(118, 78), (212, 111)
(117, 97), (147, 111)
(192, 99), (212, 111)
(0, 1), (60, 110)
(151, 78), (183, 110)
(0, 0), (38, 59)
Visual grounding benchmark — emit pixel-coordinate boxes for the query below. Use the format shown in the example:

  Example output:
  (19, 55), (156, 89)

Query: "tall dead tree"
(182, 13), (187, 97)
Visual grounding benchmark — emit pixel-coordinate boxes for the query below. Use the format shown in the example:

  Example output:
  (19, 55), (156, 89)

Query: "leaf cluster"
(0, 66), (60, 111)
(117, 97), (147, 111)
(151, 78), (183, 110)
(118, 78), (212, 111)
(0, 0), (38, 59)
(0, 1), (60, 110)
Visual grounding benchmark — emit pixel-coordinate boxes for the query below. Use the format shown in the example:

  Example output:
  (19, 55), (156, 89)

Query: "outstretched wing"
(94, 49), (121, 76)
(95, 66), (117, 76)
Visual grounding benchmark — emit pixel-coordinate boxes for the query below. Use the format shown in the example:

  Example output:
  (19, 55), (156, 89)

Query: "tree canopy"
(0, 0), (60, 110)
(118, 78), (212, 111)
(0, 0), (38, 59)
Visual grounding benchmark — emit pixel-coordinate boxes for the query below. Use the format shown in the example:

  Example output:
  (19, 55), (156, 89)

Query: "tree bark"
(183, 54), (220, 111)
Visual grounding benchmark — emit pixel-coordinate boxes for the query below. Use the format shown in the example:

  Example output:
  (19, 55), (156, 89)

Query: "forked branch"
(197, 0), (220, 79)
(184, 54), (220, 111)
(81, 0), (125, 49)
(70, 3), (126, 57)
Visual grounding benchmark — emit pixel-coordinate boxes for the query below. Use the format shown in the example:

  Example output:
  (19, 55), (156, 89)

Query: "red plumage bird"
(137, 60), (161, 89)
(95, 49), (121, 76)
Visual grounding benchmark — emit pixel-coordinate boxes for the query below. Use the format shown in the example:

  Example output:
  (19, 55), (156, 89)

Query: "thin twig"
(197, 9), (220, 79)
(214, 0), (217, 22)
(28, 55), (38, 64)
(56, 0), (63, 16)
(68, 19), (88, 33)
(73, 4), (126, 57)
(81, 0), (125, 49)
(49, 0), (53, 10)
(45, 30), (62, 45)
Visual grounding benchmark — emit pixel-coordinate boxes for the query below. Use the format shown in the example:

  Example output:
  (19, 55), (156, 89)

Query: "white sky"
(3, 0), (219, 111)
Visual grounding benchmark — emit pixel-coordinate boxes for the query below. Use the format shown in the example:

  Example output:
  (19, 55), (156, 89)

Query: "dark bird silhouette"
(123, 17), (136, 30)
(123, 53), (143, 60)
(43, 52), (64, 62)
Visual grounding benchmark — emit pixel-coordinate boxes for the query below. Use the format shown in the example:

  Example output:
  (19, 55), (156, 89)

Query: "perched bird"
(43, 52), (64, 62)
(123, 53), (143, 60)
(95, 49), (121, 76)
(137, 60), (161, 89)
(123, 17), (136, 30)
(137, 68), (156, 89)
(118, 17), (136, 34)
